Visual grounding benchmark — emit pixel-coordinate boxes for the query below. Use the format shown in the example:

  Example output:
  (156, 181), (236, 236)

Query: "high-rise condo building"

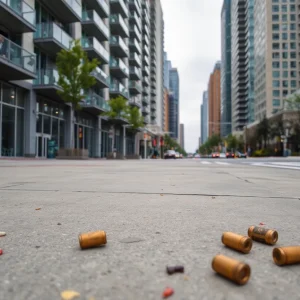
(201, 91), (209, 144)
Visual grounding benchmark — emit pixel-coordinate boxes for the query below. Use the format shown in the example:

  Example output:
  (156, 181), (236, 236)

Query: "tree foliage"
(126, 106), (144, 130)
(102, 96), (128, 119)
(164, 134), (187, 156)
(199, 134), (221, 154)
(56, 39), (99, 110)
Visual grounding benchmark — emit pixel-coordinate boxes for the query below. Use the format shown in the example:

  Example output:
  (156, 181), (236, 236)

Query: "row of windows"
(272, 61), (297, 68)
(272, 4), (296, 12)
(272, 52), (297, 59)
(273, 70), (297, 78)
(272, 42), (297, 50)
(272, 32), (296, 40)
(273, 89), (296, 97)
(272, 23), (296, 31)
(272, 80), (297, 88)
(272, 14), (296, 22)
(272, 0), (295, 2)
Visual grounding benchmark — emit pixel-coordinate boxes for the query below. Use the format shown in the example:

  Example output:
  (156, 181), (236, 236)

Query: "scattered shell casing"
(248, 226), (278, 245)
(222, 232), (252, 254)
(78, 231), (107, 249)
(212, 254), (251, 285)
(273, 246), (300, 266)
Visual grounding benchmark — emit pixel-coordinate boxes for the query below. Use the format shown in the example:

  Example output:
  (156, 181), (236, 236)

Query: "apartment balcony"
(110, 80), (129, 99)
(143, 55), (149, 66)
(142, 96), (149, 105)
(129, 25), (142, 42)
(81, 37), (109, 63)
(110, 0), (128, 18)
(34, 23), (73, 58)
(128, 96), (141, 107)
(151, 103), (156, 111)
(151, 96), (156, 104)
(143, 24), (150, 36)
(91, 66), (109, 88)
(151, 111), (156, 119)
(129, 38), (142, 54)
(110, 14), (129, 38)
(144, 46), (150, 57)
(129, 11), (142, 31)
(143, 76), (149, 86)
(142, 10), (150, 26)
(151, 88), (156, 96)
(39, 0), (81, 23)
(142, 106), (150, 115)
(151, 73), (156, 82)
(110, 56), (129, 78)
(0, 0), (36, 33)
(143, 34), (149, 46)
(128, 0), (141, 16)
(0, 35), (36, 81)
(110, 35), (129, 57)
(129, 52), (141, 67)
(142, 0), (150, 12)
(129, 66), (141, 80)
(142, 65), (149, 76)
(81, 92), (109, 114)
(151, 58), (156, 67)
(85, 0), (109, 17)
(82, 10), (109, 42)
(143, 86), (149, 95)
(129, 80), (142, 94)
(143, 115), (150, 124)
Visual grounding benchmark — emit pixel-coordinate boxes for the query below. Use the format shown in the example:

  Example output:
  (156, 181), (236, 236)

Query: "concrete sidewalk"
(0, 160), (300, 300)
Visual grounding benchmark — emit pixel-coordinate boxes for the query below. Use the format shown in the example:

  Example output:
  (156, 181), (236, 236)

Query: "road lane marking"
(201, 161), (211, 165)
(215, 162), (230, 165)
(251, 163), (300, 170)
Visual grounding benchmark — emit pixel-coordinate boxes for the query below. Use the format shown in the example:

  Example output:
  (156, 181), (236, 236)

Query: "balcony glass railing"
(110, 35), (129, 54)
(110, 14), (129, 36)
(129, 38), (141, 54)
(129, 96), (141, 106)
(143, 34), (149, 45)
(129, 52), (141, 65)
(110, 56), (129, 76)
(130, 66), (141, 78)
(82, 10), (109, 38)
(63, 0), (82, 19)
(110, 0), (128, 17)
(83, 92), (109, 111)
(129, 25), (142, 41)
(110, 80), (129, 98)
(34, 69), (59, 86)
(129, 81), (142, 92)
(81, 37), (109, 62)
(143, 55), (149, 65)
(129, 11), (142, 30)
(0, 0), (36, 26)
(35, 23), (73, 49)
(98, 0), (109, 15)
(91, 67), (109, 85)
(0, 34), (36, 73)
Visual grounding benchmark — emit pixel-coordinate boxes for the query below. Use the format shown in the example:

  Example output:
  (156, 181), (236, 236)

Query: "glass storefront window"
(2, 84), (16, 105)
(43, 115), (51, 134)
(52, 118), (59, 145)
(16, 89), (25, 107)
(16, 109), (24, 156)
(36, 114), (42, 133)
(59, 120), (65, 148)
(1, 105), (15, 156)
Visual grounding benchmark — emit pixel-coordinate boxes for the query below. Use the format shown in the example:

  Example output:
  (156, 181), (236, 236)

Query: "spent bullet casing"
(222, 232), (252, 254)
(166, 266), (184, 275)
(273, 246), (300, 266)
(78, 230), (107, 249)
(248, 226), (278, 245)
(212, 254), (251, 285)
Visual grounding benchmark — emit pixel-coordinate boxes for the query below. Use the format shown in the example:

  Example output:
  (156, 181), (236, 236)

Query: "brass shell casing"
(78, 231), (107, 249)
(248, 226), (278, 245)
(273, 246), (300, 266)
(222, 232), (252, 254)
(212, 255), (251, 285)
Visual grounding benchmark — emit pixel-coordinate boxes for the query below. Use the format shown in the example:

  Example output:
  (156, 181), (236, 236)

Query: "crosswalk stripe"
(251, 163), (300, 170)
(215, 162), (230, 165)
(201, 161), (211, 165)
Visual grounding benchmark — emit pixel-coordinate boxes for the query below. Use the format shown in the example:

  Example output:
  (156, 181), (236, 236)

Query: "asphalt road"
(0, 158), (300, 300)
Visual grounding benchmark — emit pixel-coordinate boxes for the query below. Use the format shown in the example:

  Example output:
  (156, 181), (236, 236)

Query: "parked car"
(194, 154), (201, 158)
(235, 151), (247, 158)
(226, 152), (235, 158)
(219, 153), (226, 158)
(212, 152), (220, 158)
(164, 150), (176, 159)
(175, 152), (180, 159)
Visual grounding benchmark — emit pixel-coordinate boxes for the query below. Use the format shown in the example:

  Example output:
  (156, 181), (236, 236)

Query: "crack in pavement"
(0, 187), (298, 200)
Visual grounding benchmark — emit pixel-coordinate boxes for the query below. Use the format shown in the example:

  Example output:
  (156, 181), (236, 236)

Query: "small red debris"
(259, 222), (266, 225)
(162, 287), (174, 298)
(0, 249), (3, 255)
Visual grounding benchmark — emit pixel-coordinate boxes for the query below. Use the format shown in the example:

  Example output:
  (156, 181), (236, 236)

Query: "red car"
(226, 152), (235, 158)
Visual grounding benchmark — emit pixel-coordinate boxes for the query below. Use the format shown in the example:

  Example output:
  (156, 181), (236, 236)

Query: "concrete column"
(24, 90), (36, 157)
(94, 116), (102, 158)
(64, 105), (74, 148)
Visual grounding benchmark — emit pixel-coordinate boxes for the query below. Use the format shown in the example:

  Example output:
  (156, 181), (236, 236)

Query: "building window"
(272, 15), (279, 21)
(282, 52), (288, 59)
(272, 33), (280, 40)
(290, 42), (296, 49)
(290, 5), (296, 12)
(290, 61), (296, 68)
(272, 62), (280, 69)
(272, 52), (280, 59)
(272, 43), (280, 50)
(290, 24), (296, 30)
(290, 33), (296, 40)
(282, 15), (287, 22)
(281, 5), (287, 12)
(272, 24), (279, 31)
(273, 99), (280, 107)
(290, 14), (296, 21)
(282, 43), (288, 49)
(283, 90), (288, 97)
(272, 5), (279, 12)
(290, 71), (297, 78)
(273, 71), (280, 78)
(282, 81), (288, 88)
(282, 71), (288, 78)
(290, 52), (296, 59)
(291, 80), (297, 88)
(282, 24), (288, 31)
(282, 61), (288, 69)
(273, 80), (280, 87)
(273, 90), (280, 97)
(282, 33), (288, 40)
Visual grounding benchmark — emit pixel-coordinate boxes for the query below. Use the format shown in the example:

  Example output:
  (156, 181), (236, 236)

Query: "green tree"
(126, 106), (144, 130)
(163, 134), (187, 156)
(103, 96), (128, 119)
(225, 134), (238, 151)
(56, 39), (99, 110)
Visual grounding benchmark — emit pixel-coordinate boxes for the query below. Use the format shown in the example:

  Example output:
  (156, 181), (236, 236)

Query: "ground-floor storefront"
(0, 80), (140, 158)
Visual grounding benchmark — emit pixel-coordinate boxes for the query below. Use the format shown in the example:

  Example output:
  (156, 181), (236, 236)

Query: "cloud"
(161, 0), (223, 152)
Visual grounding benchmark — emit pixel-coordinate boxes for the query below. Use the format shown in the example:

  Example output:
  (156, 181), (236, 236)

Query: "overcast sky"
(161, 0), (223, 152)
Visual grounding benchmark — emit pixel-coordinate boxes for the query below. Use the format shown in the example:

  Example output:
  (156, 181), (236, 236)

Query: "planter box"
(56, 148), (89, 160)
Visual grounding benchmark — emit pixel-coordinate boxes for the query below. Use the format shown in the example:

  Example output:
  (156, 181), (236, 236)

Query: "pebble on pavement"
(0, 232), (6, 237)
